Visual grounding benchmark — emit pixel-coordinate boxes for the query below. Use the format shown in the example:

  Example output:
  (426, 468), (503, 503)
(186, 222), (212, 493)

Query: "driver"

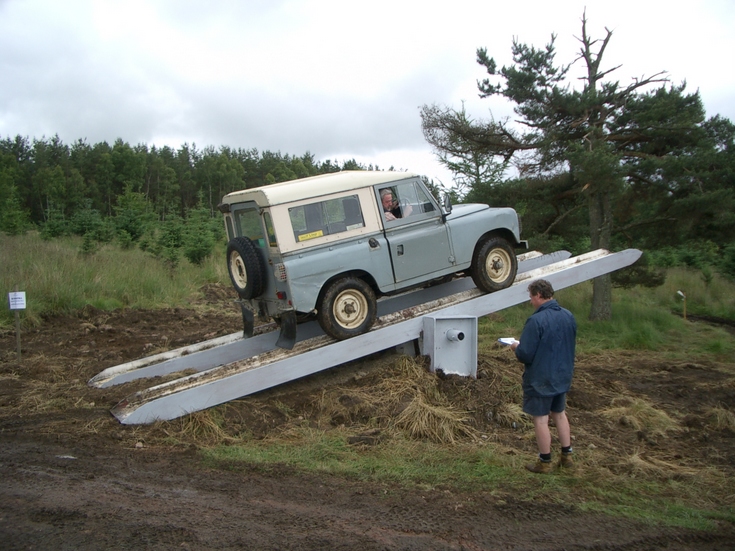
(380, 189), (412, 221)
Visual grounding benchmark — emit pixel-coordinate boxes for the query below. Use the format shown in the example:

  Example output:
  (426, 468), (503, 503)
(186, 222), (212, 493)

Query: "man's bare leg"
(532, 415), (551, 454)
(550, 410), (571, 448)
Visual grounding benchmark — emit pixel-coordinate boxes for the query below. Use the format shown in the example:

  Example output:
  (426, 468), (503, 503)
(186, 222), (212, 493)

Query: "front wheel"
(317, 278), (377, 340)
(470, 237), (517, 292)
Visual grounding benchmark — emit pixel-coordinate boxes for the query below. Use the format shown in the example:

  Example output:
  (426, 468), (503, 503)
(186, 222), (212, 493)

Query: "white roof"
(221, 170), (419, 207)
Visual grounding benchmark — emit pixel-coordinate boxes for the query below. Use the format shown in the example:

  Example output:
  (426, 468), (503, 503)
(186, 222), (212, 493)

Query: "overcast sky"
(1, 0), (734, 186)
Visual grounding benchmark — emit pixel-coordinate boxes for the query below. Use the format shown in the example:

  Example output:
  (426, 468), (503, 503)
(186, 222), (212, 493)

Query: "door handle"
(397, 244), (404, 256)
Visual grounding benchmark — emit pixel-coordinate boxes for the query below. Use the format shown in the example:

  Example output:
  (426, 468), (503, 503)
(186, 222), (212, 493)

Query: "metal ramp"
(92, 249), (641, 424)
(89, 250), (569, 390)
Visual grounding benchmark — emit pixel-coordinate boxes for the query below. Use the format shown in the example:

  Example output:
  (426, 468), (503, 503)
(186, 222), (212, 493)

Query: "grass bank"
(3, 233), (733, 336)
(1, 232), (229, 327)
(478, 271), (735, 361)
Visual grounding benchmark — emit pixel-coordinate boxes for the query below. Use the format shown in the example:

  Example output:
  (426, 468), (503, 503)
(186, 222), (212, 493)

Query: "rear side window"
(289, 195), (364, 242)
(234, 205), (267, 247)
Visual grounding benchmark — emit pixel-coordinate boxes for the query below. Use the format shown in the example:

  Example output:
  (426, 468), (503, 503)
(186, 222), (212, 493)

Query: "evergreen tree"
(114, 184), (155, 241)
(0, 183), (30, 235)
(182, 196), (218, 265)
(421, 12), (708, 320)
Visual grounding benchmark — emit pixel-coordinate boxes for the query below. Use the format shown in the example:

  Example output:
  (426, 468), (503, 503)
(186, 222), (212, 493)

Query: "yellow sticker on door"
(298, 230), (324, 241)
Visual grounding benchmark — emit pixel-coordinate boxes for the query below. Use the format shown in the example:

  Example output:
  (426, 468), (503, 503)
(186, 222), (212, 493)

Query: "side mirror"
(443, 194), (452, 215)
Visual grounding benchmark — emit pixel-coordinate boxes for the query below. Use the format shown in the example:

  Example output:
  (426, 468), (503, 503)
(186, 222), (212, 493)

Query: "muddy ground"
(1, 283), (734, 550)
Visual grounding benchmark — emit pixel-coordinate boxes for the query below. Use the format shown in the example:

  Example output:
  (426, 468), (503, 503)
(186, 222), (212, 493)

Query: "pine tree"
(421, 11), (706, 319)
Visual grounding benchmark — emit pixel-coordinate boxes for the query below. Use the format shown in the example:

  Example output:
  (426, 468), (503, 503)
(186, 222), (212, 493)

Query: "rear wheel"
(470, 237), (517, 292)
(226, 237), (266, 299)
(317, 277), (377, 340)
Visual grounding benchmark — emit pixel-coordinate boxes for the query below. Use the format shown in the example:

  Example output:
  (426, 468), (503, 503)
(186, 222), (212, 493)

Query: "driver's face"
(381, 193), (394, 211)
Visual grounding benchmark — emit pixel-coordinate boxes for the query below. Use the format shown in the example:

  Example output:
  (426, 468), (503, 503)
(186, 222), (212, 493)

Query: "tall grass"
(1, 232), (230, 327)
(663, 267), (735, 319)
(479, 271), (735, 360)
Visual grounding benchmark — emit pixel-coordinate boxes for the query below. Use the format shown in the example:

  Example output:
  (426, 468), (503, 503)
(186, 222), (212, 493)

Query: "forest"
(0, 136), (381, 266)
(1, 120), (733, 281)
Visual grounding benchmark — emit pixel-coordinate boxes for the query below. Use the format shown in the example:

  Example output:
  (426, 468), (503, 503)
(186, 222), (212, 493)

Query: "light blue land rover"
(218, 171), (525, 347)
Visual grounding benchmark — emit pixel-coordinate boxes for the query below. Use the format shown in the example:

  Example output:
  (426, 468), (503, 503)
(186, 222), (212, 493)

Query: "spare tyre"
(226, 237), (267, 299)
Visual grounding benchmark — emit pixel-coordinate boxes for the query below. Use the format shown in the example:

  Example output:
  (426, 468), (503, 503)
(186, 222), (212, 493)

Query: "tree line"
(0, 136), (376, 265)
(0, 136), (374, 226)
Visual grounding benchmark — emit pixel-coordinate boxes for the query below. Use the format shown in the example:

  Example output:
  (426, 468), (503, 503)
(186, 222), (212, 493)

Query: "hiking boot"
(525, 458), (553, 474)
(560, 452), (574, 469)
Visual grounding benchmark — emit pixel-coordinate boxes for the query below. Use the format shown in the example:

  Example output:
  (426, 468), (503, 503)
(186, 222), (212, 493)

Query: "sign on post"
(8, 291), (27, 310)
(8, 290), (26, 361)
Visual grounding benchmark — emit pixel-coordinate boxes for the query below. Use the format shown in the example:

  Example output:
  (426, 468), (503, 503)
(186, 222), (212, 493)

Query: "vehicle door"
(375, 180), (454, 284)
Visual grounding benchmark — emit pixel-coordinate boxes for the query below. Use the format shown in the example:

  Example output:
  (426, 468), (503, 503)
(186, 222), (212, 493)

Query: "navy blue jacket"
(514, 299), (577, 397)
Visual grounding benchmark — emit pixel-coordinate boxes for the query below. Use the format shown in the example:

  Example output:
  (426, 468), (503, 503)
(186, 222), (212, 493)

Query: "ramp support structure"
(104, 248), (641, 424)
(422, 316), (477, 378)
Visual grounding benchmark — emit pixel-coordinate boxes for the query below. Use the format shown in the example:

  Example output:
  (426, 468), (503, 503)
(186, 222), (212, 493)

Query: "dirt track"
(1, 284), (734, 550)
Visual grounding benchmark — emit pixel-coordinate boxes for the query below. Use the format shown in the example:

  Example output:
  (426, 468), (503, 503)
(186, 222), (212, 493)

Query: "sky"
(1, 0), (734, 187)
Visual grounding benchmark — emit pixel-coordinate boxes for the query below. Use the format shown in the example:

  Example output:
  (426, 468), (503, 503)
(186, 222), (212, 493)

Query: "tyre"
(226, 237), (267, 300)
(317, 277), (377, 340)
(470, 236), (517, 292)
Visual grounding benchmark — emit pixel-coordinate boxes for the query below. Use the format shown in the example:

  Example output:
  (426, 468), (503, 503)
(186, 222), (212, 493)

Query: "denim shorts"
(523, 393), (567, 417)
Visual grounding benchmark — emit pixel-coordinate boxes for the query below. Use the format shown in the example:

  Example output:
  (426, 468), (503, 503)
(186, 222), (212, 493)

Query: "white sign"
(8, 292), (26, 310)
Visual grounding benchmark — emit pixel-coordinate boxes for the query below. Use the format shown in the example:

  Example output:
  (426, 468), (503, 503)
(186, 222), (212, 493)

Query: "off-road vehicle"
(219, 171), (525, 347)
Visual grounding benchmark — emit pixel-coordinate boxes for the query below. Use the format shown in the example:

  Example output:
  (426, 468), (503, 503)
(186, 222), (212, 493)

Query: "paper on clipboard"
(498, 337), (519, 346)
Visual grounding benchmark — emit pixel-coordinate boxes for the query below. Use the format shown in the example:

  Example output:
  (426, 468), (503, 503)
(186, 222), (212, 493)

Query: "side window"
(409, 182), (437, 215)
(289, 194), (365, 242)
(234, 205), (266, 247)
(378, 181), (437, 223)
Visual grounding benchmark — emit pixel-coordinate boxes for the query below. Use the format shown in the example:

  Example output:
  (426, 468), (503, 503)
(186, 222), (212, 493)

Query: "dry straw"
(174, 409), (236, 444)
(704, 406), (735, 431)
(601, 396), (681, 437)
(315, 356), (478, 444)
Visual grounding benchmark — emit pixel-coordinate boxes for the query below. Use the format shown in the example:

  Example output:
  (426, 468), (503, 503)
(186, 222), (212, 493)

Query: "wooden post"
(15, 311), (21, 361)
(683, 296), (687, 321)
(677, 290), (687, 321)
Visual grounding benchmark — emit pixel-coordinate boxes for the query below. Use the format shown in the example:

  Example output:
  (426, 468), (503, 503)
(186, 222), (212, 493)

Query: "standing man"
(511, 279), (577, 474)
